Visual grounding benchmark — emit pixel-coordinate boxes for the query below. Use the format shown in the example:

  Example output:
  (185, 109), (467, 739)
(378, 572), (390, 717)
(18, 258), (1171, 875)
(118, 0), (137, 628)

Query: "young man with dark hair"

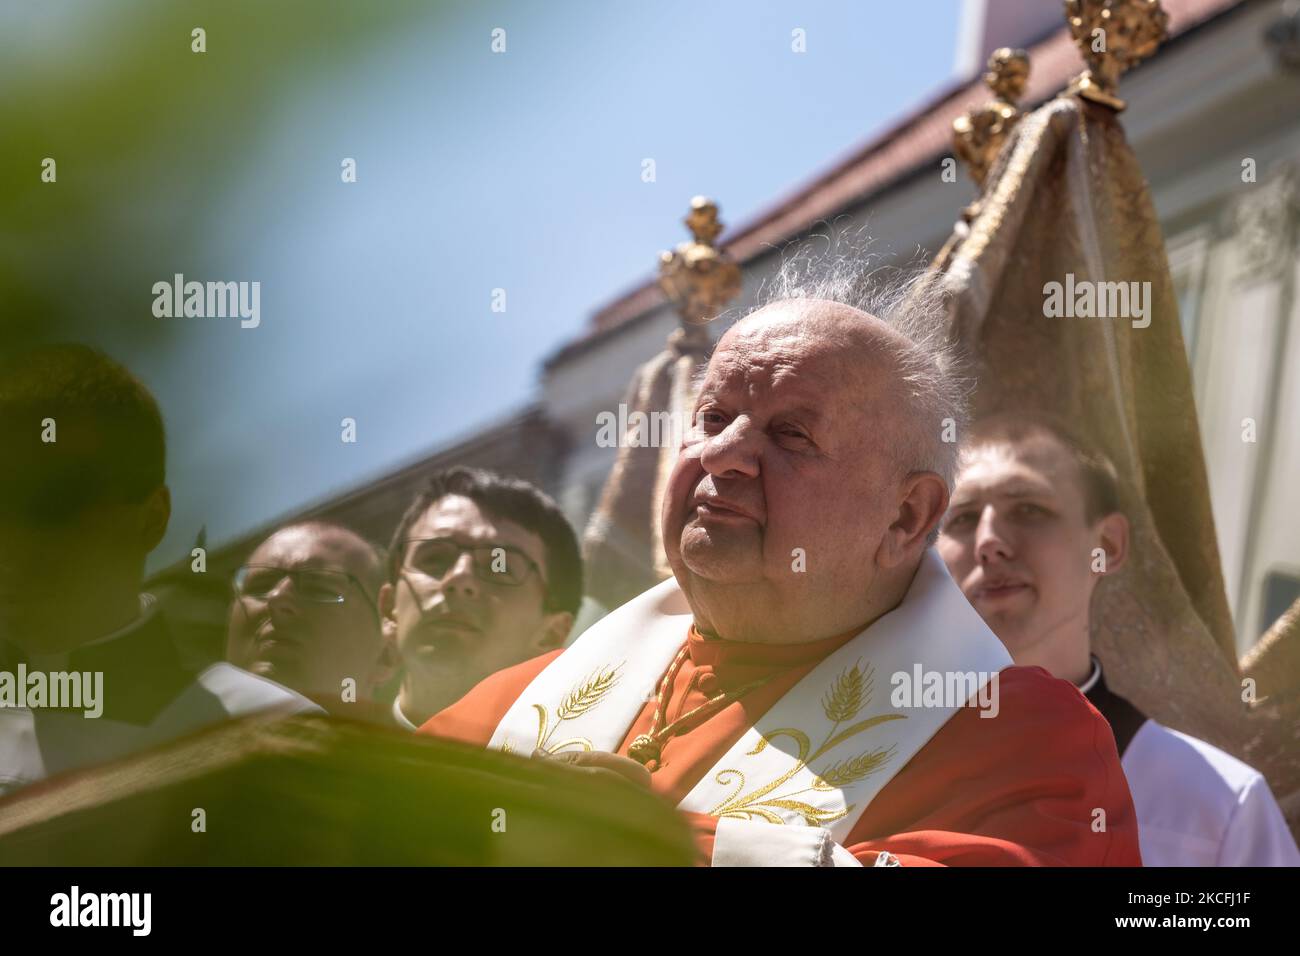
(0, 344), (317, 796)
(381, 466), (582, 729)
(226, 520), (399, 716)
(938, 412), (1298, 866)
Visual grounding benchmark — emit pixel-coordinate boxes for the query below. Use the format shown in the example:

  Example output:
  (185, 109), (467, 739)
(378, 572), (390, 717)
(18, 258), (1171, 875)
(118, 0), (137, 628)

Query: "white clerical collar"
(392, 694), (419, 731)
(1075, 654), (1103, 694)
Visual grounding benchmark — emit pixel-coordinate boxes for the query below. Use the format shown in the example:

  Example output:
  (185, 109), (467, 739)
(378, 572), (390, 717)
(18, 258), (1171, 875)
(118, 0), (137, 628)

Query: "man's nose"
(698, 417), (761, 479)
(974, 507), (1014, 564)
(437, 550), (481, 598)
(264, 575), (300, 618)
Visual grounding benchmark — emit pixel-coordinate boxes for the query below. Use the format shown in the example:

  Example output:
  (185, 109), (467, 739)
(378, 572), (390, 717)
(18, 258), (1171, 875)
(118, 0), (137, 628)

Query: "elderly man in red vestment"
(421, 261), (1141, 867)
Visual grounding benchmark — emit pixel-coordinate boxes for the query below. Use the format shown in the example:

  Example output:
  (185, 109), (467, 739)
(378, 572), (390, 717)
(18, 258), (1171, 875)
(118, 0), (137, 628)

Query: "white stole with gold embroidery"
(488, 549), (1011, 850)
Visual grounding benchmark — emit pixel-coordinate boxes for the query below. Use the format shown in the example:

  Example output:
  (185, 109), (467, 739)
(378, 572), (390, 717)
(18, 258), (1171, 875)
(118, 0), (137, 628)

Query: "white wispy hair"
(715, 230), (972, 496)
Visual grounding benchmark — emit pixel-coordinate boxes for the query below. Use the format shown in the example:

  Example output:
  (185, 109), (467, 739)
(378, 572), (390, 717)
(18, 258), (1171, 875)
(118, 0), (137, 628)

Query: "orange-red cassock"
(421, 623), (1142, 866)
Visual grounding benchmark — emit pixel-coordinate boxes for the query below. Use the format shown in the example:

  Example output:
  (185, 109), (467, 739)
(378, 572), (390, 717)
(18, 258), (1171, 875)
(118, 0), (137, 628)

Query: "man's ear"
(1096, 511), (1129, 574)
(876, 472), (950, 569)
(378, 581), (398, 641)
(370, 628), (403, 688)
(532, 610), (574, 651)
(139, 484), (171, 553)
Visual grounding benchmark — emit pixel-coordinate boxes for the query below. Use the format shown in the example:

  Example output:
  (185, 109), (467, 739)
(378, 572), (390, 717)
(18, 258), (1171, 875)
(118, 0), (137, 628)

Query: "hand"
(533, 749), (653, 789)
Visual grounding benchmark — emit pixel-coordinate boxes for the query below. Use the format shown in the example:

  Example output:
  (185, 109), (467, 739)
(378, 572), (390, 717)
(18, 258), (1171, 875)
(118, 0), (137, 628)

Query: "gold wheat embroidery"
(709, 661), (905, 826)
(512, 663), (623, 755)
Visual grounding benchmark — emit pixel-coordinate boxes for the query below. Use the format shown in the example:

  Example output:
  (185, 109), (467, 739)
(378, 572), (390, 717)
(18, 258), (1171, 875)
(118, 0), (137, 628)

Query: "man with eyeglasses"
(380, 467), (582, 730)
(226, 521), (399, 716)
(0, 345), (318, 797)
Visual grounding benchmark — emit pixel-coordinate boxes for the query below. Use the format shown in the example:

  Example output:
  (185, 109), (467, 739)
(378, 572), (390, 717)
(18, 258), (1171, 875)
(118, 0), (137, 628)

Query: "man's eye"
(243, 570), (280, 593)
(299, 573), (343, 600)
(411, 547), (456, 575)
(944, 512), (976, 532)
(1015, 503), (1050, 518)
(697, 410), (725, 428)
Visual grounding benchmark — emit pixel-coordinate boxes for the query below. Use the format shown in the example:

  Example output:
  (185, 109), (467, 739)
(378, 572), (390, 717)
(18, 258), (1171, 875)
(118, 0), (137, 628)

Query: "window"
(1259, 567), (1300, 641)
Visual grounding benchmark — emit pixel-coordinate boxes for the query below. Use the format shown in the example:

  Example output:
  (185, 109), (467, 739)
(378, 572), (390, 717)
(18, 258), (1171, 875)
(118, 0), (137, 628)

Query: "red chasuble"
(420, 623), (1141, 866)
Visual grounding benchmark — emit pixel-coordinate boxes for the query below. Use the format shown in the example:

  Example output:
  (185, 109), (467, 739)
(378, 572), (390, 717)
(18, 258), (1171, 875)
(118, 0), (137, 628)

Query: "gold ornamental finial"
(952, 47), (1030, 187)
(657, 196), (741, 331)
(1064, 0), (1169, 111)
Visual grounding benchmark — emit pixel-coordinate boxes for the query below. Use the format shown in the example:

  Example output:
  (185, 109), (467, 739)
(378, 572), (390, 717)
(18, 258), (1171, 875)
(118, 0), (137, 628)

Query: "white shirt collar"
(391, 694), (419, 732)
(1075, 654), (1103, 694)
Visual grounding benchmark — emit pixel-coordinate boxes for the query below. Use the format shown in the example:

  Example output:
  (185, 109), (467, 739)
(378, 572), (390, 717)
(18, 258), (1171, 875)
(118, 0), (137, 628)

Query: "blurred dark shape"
(0, 343), (170, 656)
(0, 712), (696, 866)
(0, 343), (165, 519)
(0, 344), (317, 796)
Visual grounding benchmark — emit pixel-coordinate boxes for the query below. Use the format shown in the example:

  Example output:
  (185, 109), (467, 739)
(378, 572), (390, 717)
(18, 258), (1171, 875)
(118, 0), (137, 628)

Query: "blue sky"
(16, 0), (964, 571)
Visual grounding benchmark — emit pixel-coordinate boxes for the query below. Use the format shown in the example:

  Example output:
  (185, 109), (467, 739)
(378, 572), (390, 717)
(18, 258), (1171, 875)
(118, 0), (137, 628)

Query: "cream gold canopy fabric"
(936, 89), (1298, 837)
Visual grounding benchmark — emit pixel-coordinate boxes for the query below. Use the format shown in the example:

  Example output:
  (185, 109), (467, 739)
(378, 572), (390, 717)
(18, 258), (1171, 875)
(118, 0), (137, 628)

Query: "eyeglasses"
(233, 565), (379, 616)
(398, 537), (546, 590)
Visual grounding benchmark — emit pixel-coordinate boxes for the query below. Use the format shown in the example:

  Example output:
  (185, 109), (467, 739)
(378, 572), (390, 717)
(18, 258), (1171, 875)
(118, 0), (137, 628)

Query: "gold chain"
(626, 644), (778, 769)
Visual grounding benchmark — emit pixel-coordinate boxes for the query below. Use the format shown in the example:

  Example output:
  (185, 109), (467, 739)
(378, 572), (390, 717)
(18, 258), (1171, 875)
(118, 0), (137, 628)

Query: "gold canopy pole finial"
(657, 197), (741, 348)
(952, 47), (1031, 187)
(1064, 0), (1169, 111)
